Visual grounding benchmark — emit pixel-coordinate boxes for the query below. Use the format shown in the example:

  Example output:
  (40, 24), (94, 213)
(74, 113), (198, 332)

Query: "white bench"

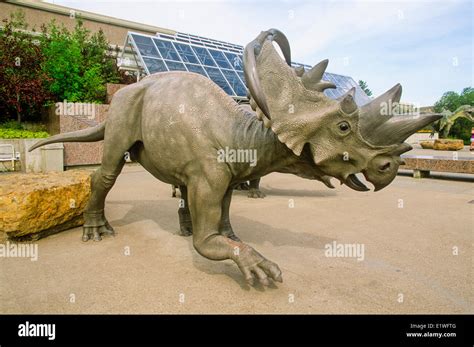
(0, 144), (20, 171)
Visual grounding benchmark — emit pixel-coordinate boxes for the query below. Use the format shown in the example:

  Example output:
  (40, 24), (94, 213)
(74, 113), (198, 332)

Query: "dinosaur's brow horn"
(243, 29), (292, 120)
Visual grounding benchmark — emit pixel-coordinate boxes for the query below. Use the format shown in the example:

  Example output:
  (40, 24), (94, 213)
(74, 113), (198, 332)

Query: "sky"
(46, 0), (473, 106)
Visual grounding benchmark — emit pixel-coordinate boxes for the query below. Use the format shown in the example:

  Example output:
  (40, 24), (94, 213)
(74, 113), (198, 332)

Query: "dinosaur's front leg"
(188, 176), (282, 286)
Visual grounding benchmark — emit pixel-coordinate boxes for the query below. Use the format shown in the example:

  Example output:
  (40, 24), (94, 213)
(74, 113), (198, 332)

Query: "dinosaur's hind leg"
(188, 170), (282, 286)
(177, 186), (240, 241)
(218, 188), (241, 241)
(82, 138), (133, 242)
(178, 185), (193, 236)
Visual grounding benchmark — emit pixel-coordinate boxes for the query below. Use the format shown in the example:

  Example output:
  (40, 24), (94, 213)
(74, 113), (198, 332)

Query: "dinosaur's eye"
(338, 121), (350, 132)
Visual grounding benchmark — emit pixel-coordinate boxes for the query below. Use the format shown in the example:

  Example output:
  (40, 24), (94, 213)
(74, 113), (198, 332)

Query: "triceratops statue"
(30, 29), (441, 286)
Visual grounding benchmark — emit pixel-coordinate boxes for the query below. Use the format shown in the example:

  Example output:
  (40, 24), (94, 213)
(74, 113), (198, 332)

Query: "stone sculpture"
(30, 29), (441, 285)
(431, 105), (473, 139)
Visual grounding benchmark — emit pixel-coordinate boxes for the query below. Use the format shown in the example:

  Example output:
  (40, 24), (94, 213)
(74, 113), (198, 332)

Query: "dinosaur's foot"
(178, 209), (193, 236)
(179, 221), (193, 236)
(235, 247), (283, 286)
(219, 222), (241, 242)
(82, 210), (115, 242)
(248, 188), (266, 199)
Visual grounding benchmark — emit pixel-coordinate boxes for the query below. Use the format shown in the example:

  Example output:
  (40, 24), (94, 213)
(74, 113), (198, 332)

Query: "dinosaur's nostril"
(379, 162), (391, 171)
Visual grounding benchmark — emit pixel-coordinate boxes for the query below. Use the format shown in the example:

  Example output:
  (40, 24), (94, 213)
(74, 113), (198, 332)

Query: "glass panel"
(224, 52), (243, 71)
(237, 71), (246, 85)
(159, 34), (175, 40)
(185, 64), (208, 77)
(204, 66), (234, 95)
(176, 37), (190, 43)
(152, 38), (181, 61)
(221, 69), (247, 96)
(208, 49), (231, 69)
(164, 60), (187, 71)
(191, 46), (216, 66)
(173, 42), (199, 64)
(143, 57), (168, 73)
(131, 34), (159, 57)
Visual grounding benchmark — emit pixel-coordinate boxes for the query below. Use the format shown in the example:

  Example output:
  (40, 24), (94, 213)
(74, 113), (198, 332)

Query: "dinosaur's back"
(112, 71), (250, 184)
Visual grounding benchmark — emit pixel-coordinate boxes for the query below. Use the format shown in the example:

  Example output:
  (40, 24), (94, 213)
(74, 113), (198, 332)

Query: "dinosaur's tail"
(28, 122), (106, 152)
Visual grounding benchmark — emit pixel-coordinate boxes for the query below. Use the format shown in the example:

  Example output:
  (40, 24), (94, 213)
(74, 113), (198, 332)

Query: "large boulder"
(0, 170), (92, 241)
(433, 139), (464, 151)
(420, 140), (434, 149)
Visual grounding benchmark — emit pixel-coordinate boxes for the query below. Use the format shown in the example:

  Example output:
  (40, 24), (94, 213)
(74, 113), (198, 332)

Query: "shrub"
(0, 10), (121, 124)
(0, 11), (52, 123)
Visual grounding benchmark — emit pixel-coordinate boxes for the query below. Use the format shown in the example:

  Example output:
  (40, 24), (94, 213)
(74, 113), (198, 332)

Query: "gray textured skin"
(29, 29), (441, 286)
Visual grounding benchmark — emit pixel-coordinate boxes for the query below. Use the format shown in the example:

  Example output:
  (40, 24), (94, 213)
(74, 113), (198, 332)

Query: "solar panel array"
(127, 31), (371, 105)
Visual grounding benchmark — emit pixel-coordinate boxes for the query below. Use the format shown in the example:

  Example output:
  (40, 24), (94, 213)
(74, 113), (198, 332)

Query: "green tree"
(433, 87), (474, 112)
(41, 20), (118, 103)
(40, 21), (83, 102)
(433, 87), (473, 144)
(358, 80), (373, 97)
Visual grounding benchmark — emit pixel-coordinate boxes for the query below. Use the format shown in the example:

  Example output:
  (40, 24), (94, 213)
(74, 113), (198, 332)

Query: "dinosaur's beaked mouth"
(344, 174), (370, 191)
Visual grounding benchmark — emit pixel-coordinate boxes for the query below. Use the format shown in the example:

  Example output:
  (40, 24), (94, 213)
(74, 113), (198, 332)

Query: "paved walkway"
(408, 145), (473, 159)
(1, 165), (472, 313)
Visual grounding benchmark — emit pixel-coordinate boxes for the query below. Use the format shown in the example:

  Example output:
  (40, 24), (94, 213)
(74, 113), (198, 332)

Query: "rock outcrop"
(419, 139), (464, 151)
(0, 170), (92, 241)
(433, 139), (464, 151)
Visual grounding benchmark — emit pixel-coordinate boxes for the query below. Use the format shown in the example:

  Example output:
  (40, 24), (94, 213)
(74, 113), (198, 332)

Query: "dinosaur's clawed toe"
(82, 223), (115, 242)
(82, 210), (115, 242)
(240, 259), (283, 286)
(179, 222), (193, 236)
(235, 247), (283, 286)
(247, 188), (266, 199)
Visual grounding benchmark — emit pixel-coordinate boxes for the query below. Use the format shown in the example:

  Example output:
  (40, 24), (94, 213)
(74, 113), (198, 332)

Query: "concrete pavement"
(0, 165), (472, 313)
